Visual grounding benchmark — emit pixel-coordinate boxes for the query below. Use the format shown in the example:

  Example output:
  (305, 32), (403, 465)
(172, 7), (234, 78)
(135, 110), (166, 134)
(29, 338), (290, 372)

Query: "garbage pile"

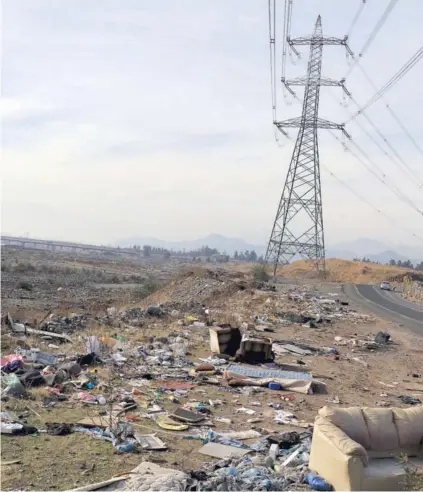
(144, 269), (241, 308)
(39, 313), (88, 333)
(193, 431), (313, 491)
(82, 432), (332, 491)
(279, 290), (373, 325)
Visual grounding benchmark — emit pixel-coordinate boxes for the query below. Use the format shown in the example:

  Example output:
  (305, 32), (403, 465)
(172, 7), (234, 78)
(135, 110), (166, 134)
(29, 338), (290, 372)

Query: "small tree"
(252, 264), (270, 282)
(249, 250), (258, 262)
(143, 245), (152, 257)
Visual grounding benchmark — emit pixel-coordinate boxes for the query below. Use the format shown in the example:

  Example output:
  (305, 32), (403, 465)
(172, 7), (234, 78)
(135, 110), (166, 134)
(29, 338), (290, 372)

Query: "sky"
(2, 0), (423, 248)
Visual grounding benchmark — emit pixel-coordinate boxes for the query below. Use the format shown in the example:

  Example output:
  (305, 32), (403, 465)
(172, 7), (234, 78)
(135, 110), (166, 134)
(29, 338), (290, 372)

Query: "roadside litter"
(224, 363), (322, 395)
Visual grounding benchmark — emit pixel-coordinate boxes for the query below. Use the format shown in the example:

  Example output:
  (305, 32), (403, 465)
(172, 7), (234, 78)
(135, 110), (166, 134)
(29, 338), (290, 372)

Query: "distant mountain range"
(116, 235), (422, 264)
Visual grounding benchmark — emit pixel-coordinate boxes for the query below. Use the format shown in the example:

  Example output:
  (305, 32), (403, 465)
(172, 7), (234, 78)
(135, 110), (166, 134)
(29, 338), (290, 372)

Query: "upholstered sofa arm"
(315, 416), (369, 464)
(309, 417), (367, 491)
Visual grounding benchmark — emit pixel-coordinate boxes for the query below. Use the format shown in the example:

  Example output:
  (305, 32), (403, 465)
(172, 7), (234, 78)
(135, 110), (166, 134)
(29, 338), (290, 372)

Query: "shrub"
(132, 277), (161, 300)
(252, 264), (270, 282)
(401, 457), (423, 490)
(14, 262), (36, 272)
(17, 281), (33, 291)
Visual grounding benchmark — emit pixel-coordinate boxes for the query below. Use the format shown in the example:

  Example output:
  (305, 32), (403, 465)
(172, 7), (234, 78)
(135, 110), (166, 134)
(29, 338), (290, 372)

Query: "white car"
(380, 281), (391, 291)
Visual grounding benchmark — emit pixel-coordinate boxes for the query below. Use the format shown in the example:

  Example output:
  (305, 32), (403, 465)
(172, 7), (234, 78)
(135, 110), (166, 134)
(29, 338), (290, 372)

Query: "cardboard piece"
(135, 433), (167, 450)
(215, 429), (261, 440)
(171, 407), (205, 423)
(198, 442), (252, 459)
(76, 416), (109, 428)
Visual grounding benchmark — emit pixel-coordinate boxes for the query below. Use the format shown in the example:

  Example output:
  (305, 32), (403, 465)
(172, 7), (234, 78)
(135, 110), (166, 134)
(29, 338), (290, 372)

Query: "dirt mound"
(142, 268), (242, 307)
(278, 259), (412, 284)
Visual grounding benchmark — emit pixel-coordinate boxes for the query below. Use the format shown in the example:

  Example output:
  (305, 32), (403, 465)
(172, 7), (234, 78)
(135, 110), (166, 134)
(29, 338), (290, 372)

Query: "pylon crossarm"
(284, 77), (345, 87)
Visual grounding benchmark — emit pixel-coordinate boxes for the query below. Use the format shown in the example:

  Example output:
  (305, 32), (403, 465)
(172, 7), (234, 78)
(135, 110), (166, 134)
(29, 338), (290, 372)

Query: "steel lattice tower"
(265, 16), (351, 275)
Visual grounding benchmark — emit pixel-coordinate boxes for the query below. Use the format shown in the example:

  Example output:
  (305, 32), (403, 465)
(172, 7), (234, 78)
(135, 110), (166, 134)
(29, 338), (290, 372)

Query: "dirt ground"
(1, 249), (423, 491)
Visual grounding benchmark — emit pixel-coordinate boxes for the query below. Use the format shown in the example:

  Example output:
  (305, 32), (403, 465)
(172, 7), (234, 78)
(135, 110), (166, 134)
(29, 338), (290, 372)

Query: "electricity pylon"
(265, 16), (351, 275)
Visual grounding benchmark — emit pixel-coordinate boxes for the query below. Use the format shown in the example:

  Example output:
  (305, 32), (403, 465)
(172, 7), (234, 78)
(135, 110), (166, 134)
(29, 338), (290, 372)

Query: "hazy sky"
(2, 0), (423, 247)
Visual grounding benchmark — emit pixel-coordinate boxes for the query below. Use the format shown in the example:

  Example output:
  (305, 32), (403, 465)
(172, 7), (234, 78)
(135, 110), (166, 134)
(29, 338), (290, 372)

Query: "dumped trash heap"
(1, 269), (420, 491)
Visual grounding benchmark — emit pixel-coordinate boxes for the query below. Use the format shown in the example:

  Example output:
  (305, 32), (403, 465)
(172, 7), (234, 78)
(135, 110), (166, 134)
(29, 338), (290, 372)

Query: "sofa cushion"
(393, 406), (423, 448)
(362, 457), (423, 491)
(362, 408), (399, 451)
(319, 406), (371, 449)
(367, 446), (421, 459)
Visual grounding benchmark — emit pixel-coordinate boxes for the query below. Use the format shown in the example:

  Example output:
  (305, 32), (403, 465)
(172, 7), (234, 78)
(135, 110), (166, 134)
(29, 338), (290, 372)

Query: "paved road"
(344, 284), (423, 332)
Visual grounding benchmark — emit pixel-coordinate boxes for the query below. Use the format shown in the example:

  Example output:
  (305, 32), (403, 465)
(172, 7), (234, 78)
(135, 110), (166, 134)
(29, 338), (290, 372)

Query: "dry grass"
(276, 259), (413, 284)
(225, 259), (413, 284)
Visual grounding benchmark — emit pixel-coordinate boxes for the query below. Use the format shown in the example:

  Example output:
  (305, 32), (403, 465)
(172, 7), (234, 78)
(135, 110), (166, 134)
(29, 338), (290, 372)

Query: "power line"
(331, 126), (417, 208)
(345, 138), (423, 214)
(322, 163), (423, 242)
(324, 78), (423, 188)
(386, 104), (423, 157)
(350, 103), (423, 188)
(326, 125), (423, 216)
(281, 0), (288, 82)
(348, 45), (423, 120)
(356, 64), (423, 158)
(283, 24), (422, 189)
(282, 69), (423, 206)
(346, 0), (367, 39)
(344, 0), (398, 79)
(268, 0), (277, 122)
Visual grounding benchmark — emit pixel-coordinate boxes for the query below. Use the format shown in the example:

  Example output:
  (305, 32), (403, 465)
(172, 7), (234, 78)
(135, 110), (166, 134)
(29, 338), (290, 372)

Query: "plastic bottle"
(305, 473), (334, 491)
(268, 382), (281, 390)
(216, 467), (237, 477)
(97, 395), (106, 405)
(240, 467), (265, 479)
(114, 442), (137, 453)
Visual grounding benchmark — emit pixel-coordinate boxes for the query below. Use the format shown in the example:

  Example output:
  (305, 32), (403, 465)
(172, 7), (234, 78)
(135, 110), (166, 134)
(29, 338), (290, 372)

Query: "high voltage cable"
(346, 0), (367, 39)
(268, 0), (277, 122)
(348, 46), (423, 120)
(387, 105), (423, 157)
(325, 77), (423, 188)
(322, 163), (423, 242)
(268, 0), (423, 244)
(329, 127), (423, 214)
(282, 83), (423, 217)
(344, 138), (423, 214)
(356, 64), (423, 158)
(281, 0), (288, 82)
(344, 0), (398, 79)
(283, 39), (423, 195)
(347, 96), (423, 188)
